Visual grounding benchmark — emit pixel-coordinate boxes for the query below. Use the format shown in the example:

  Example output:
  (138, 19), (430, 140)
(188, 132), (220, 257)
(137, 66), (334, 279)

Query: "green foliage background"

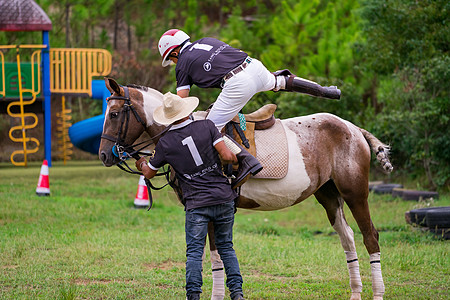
(0, 0), (448, 189)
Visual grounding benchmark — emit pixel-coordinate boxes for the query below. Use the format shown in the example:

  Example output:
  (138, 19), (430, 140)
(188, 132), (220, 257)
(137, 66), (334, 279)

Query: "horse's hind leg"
(333, 168), (385, 300)
(207, 222), (225, 300)
(315, 180), (363, 300)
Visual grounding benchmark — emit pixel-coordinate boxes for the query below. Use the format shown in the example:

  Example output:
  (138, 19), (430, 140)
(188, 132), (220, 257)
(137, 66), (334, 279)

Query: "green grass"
(1, 161), (449, 299)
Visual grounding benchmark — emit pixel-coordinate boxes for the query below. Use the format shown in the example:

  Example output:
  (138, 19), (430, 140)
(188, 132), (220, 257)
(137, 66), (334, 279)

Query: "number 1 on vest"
(182, 136), (204, 166)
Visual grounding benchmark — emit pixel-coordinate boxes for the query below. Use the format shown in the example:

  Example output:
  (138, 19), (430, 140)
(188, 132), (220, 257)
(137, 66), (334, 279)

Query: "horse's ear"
(104, 77), (122, 95)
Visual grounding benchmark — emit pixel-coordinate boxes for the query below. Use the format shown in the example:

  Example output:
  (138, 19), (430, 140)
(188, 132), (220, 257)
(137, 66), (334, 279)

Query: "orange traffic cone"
(36, 160), (50, 196)
(134, 175), (149, 208)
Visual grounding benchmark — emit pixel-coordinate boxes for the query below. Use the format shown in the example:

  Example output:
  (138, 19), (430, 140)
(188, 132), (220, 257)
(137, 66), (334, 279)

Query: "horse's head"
(99, 77), (163, 167)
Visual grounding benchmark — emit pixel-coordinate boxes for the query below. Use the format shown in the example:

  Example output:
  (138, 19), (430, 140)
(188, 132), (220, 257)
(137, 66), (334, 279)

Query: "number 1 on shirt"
(182, 136), (204, 166)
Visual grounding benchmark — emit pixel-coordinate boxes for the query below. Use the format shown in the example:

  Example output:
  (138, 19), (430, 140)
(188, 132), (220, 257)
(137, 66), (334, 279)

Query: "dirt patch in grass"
(245, 268), (301, 281)
(143, 259), (185, 271)
(1, 265), (18, 270)
(74, 278), (134, 286)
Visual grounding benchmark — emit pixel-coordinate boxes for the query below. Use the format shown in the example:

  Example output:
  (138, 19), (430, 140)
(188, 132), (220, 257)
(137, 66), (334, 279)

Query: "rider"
(135, 92), (244, 300)
(158, 29), (341, 186)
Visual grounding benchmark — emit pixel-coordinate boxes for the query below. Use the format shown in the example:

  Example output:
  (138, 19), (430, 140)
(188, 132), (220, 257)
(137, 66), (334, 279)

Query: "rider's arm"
(177, 88), (190, 98)
(215, 140), (237, 164)
(135, 157), (158, 179)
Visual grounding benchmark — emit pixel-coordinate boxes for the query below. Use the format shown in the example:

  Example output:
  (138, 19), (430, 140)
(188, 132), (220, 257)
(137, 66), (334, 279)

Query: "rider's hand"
(135, 157), (147, 171)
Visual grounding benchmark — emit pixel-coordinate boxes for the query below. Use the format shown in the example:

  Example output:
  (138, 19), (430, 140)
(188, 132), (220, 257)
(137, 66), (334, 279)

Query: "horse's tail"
(359, 128), (393, 173)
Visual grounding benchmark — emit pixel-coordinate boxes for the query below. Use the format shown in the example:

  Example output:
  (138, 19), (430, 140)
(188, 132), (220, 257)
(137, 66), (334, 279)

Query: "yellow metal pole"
(71, 51), (75, 92)
(0, 51), (5, 98)
(16, 46), (28, 167)
(30, 50), (41, 94)
(76, 51), (81, 90)
(62, 95), (66, 165)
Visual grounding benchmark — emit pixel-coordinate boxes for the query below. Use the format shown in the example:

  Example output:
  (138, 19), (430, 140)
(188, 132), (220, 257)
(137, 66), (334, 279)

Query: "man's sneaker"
(187, 292), (200, 300)
(232, 294), (245, 300)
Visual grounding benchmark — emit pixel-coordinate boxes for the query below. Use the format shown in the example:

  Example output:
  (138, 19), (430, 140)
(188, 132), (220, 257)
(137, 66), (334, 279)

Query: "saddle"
(231, 104), (277, 130)
(193, 104), (289, 180)
(225, 104), (289, 180)
(225, 104), (277, 157)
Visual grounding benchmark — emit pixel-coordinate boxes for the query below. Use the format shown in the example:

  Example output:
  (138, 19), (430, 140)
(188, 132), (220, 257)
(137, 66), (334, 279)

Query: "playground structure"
(0, 0), (112, 167)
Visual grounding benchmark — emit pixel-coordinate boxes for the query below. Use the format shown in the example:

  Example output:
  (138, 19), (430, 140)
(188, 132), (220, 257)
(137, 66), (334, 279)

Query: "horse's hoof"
(350, 293), (361, 300)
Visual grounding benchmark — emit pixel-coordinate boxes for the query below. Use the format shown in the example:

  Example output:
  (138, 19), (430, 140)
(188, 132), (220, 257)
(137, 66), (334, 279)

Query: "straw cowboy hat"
(153, 92), (199, 125)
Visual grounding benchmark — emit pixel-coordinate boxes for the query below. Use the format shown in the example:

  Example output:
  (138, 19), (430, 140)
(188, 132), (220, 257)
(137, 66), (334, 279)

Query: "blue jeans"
(185, 201), (243, 298)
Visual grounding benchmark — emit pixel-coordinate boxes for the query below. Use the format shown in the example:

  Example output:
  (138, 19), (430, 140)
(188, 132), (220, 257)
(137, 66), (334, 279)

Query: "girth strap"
(232, 122), (250, 149)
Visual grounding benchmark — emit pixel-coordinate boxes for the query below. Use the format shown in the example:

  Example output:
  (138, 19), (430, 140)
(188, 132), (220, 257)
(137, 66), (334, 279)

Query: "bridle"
(102, 86), (149, 160)
(100, 86), (174, 209)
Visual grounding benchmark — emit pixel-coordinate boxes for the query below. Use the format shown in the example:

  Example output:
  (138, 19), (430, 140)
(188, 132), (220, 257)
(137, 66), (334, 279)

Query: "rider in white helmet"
(158, 29), (341, 132)
(159, 29), (191, 68)
(157, 28), (340, 192)
(158, 29), (265, 191)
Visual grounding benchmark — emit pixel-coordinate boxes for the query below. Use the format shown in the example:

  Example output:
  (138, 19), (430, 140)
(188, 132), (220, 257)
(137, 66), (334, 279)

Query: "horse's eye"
(110, 112), (119, 119)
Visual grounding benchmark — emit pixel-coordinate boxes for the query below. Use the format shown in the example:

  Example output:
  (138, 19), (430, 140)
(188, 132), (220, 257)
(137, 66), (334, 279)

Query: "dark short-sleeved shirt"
(175, 37), (248, 89)
(148, 119), (237, 210)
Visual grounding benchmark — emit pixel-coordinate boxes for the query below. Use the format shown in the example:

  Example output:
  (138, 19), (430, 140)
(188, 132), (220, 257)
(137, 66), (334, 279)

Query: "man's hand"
(135, 157), (147, 171)
(135, 157), (158, 179)
(215, 140), (238, 164)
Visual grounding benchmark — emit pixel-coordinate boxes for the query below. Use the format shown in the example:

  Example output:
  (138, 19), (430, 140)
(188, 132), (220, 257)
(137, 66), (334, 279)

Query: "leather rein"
(100, 86), (173, 210)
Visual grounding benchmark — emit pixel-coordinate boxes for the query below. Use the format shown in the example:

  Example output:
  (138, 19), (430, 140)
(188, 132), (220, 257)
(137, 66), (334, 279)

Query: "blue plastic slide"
(68, 80), (109, 155)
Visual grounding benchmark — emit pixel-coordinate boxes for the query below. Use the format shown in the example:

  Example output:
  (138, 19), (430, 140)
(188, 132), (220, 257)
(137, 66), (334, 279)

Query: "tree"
(358, 0), (450, 189)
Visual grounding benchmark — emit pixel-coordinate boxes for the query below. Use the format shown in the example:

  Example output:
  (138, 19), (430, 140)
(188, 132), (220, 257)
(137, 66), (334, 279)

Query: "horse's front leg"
(208, 222), (225, 300)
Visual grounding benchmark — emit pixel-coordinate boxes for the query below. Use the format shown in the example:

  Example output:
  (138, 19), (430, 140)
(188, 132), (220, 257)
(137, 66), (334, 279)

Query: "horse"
(99, 77), (393, 300)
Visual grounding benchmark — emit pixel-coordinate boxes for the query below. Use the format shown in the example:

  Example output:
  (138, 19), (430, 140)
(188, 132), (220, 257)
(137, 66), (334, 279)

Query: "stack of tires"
(405, 207), (450, 239)
(369, 182), (439, 201)
(370, 183), (403, 194)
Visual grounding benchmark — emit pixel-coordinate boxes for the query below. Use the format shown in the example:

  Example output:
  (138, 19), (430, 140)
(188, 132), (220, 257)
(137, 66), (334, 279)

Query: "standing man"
(136, 92), (244, 300)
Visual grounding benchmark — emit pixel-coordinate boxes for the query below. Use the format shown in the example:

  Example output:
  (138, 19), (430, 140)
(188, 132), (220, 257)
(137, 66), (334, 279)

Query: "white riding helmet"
(158, 29), (190, 67)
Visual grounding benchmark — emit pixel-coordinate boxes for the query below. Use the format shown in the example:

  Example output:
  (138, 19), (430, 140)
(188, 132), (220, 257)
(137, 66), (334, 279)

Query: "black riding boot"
(223, 135), (262, 189)
(272, 69), (341, 99)
(285, 75), (341, 99)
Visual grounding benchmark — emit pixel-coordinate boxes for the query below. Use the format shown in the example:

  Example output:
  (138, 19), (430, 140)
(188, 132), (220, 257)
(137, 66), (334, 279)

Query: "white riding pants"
(207, 58), (275, 130)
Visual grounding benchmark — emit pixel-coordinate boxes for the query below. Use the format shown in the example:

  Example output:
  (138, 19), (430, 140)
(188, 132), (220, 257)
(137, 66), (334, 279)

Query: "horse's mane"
(126, 84), (164, 99)
(126, 84), (149, 91)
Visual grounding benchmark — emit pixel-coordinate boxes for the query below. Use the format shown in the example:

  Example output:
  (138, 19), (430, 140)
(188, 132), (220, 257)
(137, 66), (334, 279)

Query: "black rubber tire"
(392, 188), (405, 198)
(408, 207), (450, 227)
(372, 183), (403, 194)
(429, 228), (450, 240)
(401, 190), (439, 201)
(405, 211), (412, 225)
(369, 181), (383, 191)
(426, 208), (450, 228)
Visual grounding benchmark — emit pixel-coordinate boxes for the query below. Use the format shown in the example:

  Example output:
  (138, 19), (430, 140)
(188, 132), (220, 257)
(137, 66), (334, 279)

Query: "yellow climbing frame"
(1, 46), (112, 166)
(56, 96), (73, 164)
(50, 48), (112, 96)
(1, 45), (45, 166)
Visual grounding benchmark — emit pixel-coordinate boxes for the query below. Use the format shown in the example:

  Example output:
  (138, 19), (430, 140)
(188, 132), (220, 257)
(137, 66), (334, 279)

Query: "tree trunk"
(65, 2), (71, 47)
(423, 131), (436, 189)
(127, 21), (132, 52)
(114, 0), (120, 50)
(90, 24), (95, 47)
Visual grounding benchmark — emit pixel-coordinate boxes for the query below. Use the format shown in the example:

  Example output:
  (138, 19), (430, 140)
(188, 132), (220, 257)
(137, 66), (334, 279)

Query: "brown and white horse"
(99, 78), (392, 300)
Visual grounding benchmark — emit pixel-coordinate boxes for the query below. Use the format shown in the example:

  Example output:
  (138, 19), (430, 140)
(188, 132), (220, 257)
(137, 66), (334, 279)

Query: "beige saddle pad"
(252, 119), (289, 179)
